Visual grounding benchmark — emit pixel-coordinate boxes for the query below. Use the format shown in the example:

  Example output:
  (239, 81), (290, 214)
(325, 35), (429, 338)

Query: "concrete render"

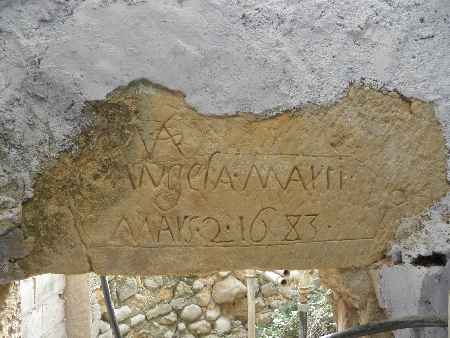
(0, 1), (449, 337)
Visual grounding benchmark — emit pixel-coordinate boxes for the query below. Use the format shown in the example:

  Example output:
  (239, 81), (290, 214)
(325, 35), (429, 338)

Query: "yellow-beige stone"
(20, 80), (448, 276)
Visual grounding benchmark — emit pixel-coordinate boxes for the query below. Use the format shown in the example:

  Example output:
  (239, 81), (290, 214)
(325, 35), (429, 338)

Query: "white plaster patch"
(20, 274), (67, 338)
(40, 0), (450, 115)
(1, 0), (449, 179)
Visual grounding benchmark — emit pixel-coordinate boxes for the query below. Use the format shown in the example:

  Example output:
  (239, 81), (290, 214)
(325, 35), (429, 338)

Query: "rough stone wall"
(0, 1), (449, 337)
(0, 282), (21, 338)
(93, 271), (299, 338)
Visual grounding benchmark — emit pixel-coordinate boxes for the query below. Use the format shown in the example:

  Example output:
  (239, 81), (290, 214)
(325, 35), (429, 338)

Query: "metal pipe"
(100, 276), (122, 338)
(320, 315), (447, 338)
(263, 271), (283, 284)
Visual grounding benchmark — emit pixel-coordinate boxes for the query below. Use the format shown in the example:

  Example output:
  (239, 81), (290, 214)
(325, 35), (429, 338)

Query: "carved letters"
(22, 81), (448, 274)
(103, 209), (325, 248)
(126, 156), (346, 193)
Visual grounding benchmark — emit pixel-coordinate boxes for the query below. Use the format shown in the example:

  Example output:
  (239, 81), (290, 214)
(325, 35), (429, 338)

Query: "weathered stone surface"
(215, 316), (232, 334)
(119, 323), (130, 335)
(99, 320), (111, 333)
(157, 311), (177, 325)
(98, 330), (113, 338)
(255, 297), (266, 312)
(261, 283), (278, 298)
(116, 278), (138, 302)
(212, 276), (247, 304)
(130, 313), (145, 327)
(146, 303), (172, 320)
(192, 279), (207, 292)
(170, 298), (191, 311)
(139, 323), (173, 338)
(177, 322), (186, 332)
(0, 283), (20, 337)
(175, 281), (193, 298)
(320, 268), (391, 336)
(217, 271), (231, 279)
(180, 334), (196, 338)
(195, 289), (212, 307)
(188, 320), (212, 335)
(143, 276), (164, 289)
(19, 81), (448, 276)
(205, 306), (221, 321)
(93, 271), (302, 338)
(159, 287), (174, 302)
(180, 304), (202, 322)
(114, 305), (132, 323)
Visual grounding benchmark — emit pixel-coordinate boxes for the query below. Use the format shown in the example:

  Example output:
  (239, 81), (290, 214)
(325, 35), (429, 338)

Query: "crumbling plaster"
(0, 0), (449, 336)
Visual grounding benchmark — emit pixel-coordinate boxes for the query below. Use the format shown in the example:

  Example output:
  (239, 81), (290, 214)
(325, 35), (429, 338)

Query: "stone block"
(205, 306), (221, 321)
(175, 281), (194, 298)
(215, 316), (232, 334)
(212, 276), (247, 304)
(188, 320), (212, 335)
(170, 298), (191, 311)
(146, 303), (172, 320)
(114, 305), (132, 322)
(119, 323), (130, 335)
(117, 278), (138, 302)
(158, 311), (177, 325)
(130, 313), (145, 327)
(180, 304), (202, 322)
(99, 320), (111, 333)
(195, 289), (211, 307)
(99, 330), (113, 338)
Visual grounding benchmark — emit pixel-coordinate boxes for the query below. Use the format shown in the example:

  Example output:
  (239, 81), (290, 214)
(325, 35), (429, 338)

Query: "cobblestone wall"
(92, 271), (303, 338)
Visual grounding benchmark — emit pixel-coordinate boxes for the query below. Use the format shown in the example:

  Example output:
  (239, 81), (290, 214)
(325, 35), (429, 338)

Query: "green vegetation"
(257, 287), (336, 338)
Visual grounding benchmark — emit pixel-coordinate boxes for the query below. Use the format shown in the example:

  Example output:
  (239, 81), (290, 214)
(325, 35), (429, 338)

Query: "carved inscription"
(81, 148), (369, 248)
(103, 208), (325, 247)
(21, 81), (448, 275)
(126, 156), (347, 193)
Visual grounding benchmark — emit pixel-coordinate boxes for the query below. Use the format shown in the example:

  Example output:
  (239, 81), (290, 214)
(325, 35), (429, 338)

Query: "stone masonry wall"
(93, 271), (301, 338)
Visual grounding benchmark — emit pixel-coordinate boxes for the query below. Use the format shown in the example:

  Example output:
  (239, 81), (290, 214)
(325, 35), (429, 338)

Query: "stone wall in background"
(0, 282), (21, 338)
(92, 270), (305, 338)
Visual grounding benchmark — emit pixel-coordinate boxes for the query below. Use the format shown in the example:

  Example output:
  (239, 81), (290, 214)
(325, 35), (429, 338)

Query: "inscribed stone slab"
(20, 81), (448, 275)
